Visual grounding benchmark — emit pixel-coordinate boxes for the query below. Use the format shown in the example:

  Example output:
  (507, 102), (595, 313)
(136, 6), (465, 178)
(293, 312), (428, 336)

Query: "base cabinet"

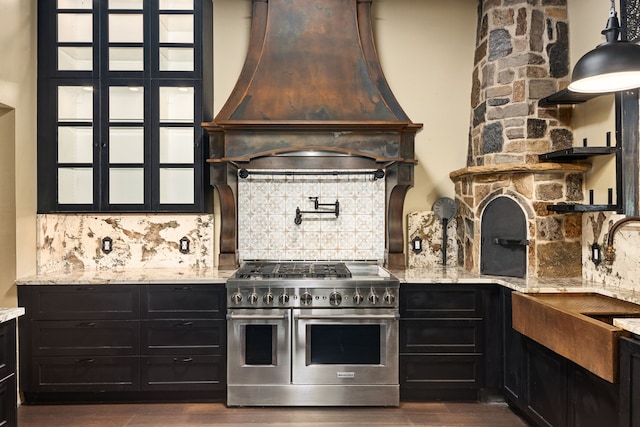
(399, 284), (498, 401)
(502, 287), (619, 427)
(18, 284), (226, 403)
(0, 320), (17, 427)
(620, 336), (640, 427)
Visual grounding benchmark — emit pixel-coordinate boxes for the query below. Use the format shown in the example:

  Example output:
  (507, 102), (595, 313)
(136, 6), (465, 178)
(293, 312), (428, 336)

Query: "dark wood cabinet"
(0, 320), (17, 427)
(18, 284), (225, 403)
(620, 336), (640, 427)
(399, 284), (496, 401)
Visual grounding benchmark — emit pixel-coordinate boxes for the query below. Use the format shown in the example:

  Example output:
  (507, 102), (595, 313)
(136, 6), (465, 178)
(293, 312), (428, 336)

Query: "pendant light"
(568, 0), (640, 93)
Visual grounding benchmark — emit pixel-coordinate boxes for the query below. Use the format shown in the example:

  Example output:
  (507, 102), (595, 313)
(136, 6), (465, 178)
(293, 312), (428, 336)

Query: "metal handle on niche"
(295, 197), (340, 225)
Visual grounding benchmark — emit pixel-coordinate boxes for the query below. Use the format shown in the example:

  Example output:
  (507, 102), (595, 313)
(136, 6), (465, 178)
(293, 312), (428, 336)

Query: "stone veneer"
(452, 0), (586, 278)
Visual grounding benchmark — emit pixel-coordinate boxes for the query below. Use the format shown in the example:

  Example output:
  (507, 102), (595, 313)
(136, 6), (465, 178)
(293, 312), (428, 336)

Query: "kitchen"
(2, 0), (640, 426)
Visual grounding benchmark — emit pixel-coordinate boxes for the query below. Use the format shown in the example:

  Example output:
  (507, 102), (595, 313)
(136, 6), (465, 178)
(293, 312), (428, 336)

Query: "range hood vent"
(204, 0), (421, 269)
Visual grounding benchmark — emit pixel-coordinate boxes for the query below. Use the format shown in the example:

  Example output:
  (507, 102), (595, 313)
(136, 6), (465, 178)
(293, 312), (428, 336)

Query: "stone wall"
(452, 0), (585, 279)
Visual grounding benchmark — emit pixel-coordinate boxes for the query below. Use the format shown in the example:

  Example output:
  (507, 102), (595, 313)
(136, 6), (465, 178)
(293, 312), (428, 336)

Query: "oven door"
(227, 309), (290, 385)
(292, 308), (399, 386)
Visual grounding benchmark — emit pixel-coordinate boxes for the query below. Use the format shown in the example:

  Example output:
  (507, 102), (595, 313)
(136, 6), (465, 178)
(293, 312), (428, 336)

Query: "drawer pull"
(173, 357), (193, 363)
(175, 321), (193, 327)
(76, 358), (95, 364)
(76, 322), (96, 327)
(75, 286), (95, 291)
(173, 286), (193, 292)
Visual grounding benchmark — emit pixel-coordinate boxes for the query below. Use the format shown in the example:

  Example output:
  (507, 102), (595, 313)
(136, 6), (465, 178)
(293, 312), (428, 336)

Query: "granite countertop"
(0, 308), (25, 323)
(15, 267), (234, 285)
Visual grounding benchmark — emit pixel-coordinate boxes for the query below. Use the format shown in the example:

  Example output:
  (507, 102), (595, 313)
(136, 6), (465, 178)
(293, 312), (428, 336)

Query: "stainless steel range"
(225, 261), (400, 406)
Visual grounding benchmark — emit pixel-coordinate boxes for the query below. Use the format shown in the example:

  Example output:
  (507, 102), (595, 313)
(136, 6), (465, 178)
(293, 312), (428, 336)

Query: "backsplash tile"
(582, 212), (640, 290)
(407, 211), (458, 269)
(237, 171), (385, 262)
(37, 214), (214, 272)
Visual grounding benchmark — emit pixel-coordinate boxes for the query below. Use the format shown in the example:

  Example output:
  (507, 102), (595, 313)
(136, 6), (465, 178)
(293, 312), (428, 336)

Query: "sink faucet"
(604, 216), (640, 264)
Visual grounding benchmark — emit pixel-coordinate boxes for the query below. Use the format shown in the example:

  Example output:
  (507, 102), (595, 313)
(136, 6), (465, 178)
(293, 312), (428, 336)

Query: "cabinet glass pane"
(109, 87), (144, 123)
(109, 168), (144, 204)
(159, 47), (193, 71)
(58, 46), (93, 71)
(58, 168), (93, 204)
(159, 0), (193, 10)
(160, 127), (193, 163)
(109, 47), (144, 71)
(109, 14), (143, 43)
(58, 86), (93, 122)
(160, 168), (194, 204)
(159, 14), (193, 43)
(109, 0), (143, 10)
(58, 13), (92, 43)
(58, 0), (92, 9)
(109, 127), (144, 163)
(159, 87), (193, 123)
(58, 127), (93, 163)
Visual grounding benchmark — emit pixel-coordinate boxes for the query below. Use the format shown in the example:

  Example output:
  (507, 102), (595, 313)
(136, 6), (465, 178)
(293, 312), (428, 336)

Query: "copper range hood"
(203, 0), (422, 269)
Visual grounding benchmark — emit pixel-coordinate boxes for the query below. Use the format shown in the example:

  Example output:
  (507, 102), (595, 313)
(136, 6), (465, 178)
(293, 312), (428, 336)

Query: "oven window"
(245, 325), (276, 365)
(309, 325), (380, 364)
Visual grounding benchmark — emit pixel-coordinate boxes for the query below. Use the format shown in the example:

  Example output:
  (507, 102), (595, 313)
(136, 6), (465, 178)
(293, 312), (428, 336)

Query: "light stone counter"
(0, 308), (25, 323)
(16, 267), (234, 285)
(613, 318), (640, 336)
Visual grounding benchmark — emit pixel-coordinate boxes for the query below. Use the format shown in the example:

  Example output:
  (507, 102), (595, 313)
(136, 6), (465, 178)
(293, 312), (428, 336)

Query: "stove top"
(235, 262), (352, 279)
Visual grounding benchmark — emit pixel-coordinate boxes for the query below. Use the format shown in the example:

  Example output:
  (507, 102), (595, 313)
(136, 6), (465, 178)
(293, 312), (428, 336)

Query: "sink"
(512, 292), (640, 383)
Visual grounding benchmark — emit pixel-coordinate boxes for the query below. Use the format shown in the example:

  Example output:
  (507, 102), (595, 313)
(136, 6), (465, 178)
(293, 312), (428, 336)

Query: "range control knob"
(352, 291), (364, 305)
(329, 291), (342, 306)
(383, 291), (396, 305)
(368, 291), (380, 305)
(248, 292), (259, 305)
(263, 292), (274, 305)
(279, 292), (290, 305)
(300, 292), (313, 306)
(231, 292), (243, 305)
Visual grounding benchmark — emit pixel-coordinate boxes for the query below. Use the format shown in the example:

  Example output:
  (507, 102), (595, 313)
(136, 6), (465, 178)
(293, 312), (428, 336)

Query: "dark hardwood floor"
(18, 402), (529, 426)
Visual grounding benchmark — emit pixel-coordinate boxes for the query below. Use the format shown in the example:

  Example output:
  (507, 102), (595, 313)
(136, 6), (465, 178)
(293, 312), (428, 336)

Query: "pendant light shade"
(568, 1), (640, 93)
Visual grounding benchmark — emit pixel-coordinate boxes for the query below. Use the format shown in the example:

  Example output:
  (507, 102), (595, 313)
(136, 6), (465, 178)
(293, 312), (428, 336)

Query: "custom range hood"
(203, 0), (422, 269)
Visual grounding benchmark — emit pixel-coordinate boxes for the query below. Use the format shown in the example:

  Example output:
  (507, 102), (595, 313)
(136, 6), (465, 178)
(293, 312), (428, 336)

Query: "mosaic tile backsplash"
(237, 171), (386, 262)
(37, 214), (214, 272)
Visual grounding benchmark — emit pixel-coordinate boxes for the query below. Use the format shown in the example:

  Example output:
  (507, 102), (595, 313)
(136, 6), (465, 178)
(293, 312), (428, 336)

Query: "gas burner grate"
(236, 262), (352, 279)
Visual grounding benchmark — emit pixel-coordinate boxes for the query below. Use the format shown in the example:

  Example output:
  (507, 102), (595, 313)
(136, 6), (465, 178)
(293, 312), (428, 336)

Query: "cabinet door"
(141, 355), (225, 391)
(502, 287), (525, 404)
(28, 285), (139, 320)
(141, 319), (225, 355)
(620, 336), (640, 427)
(30, 356), (140, 392)
(0, 320), (16, 383)
(142, 285), (225, 319)
(525, 339), (568, 427)
(568, 363), (619, 427)
(31, 320), (140, 356)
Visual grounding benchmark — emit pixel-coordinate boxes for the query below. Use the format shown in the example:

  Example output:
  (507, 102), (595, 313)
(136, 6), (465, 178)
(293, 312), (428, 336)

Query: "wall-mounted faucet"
(604, 216), (640, 264)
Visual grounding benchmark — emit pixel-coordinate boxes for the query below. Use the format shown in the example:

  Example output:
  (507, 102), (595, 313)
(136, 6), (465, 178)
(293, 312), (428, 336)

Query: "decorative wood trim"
(215, 184), (238, 269)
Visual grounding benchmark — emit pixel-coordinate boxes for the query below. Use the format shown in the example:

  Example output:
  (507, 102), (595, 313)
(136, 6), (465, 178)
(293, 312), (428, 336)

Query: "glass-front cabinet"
(38, 0), (212, 212)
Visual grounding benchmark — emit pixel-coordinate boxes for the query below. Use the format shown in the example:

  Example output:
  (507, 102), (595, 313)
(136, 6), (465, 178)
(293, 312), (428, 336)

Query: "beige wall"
(568, 0), (618, 203)
(0, 0), (37, 306)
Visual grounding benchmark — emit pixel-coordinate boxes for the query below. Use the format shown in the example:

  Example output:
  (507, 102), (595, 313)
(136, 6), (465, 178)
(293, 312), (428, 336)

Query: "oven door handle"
(294, 313), (399, 320)
(226, 312), (289, 321)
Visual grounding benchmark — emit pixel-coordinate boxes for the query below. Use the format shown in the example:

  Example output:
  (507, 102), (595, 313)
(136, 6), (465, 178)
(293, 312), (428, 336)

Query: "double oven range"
(226, 261), (400, 406)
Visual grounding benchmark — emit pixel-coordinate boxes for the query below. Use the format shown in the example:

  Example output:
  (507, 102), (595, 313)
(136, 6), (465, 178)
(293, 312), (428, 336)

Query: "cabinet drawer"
(0, 320), (16, 382)
(0, 375), (16, 427)
(141, 355), (225, 391)
(400, 285), (484, 318)
(400, 319), (483, 353)
(400, 354), (484, 390)
(25, 285), (139, 320)
(142, 285), (225, 319)
(141, 319), (225, 355)
(30, 356), (139, 392)
(31, 320), (139, 356)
